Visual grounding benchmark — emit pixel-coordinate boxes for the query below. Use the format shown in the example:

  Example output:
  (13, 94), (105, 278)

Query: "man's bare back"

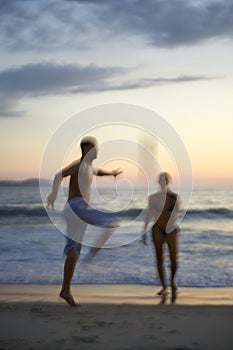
(143, 172), (180, 303)
(150, 191), (178, 232)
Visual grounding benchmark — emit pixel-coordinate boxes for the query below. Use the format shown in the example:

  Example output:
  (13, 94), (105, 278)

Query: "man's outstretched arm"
(94, 168), (122, 177)
(47, 161), (78, 208)
(47, 172), (63, 208)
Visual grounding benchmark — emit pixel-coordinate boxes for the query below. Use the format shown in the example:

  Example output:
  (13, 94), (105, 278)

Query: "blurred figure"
(137, 134), (158, 184)
(143, 172), (181, 303)
(47, 136), (122, 306)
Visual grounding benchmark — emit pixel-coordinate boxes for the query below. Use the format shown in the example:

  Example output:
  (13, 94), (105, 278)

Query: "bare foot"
(156, 287), (168, 296)
(159, 293), (168, 305)
(59, 290), (79, 307)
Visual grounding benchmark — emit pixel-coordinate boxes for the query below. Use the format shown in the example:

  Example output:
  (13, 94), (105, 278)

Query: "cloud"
(107, 0), (233, 47)
(0, 0), (232, 51)
(0, 62), (124, 96)
(0, 61), (124, 117)
(0, 62), (211, 96)
(0, 61), (212, 117)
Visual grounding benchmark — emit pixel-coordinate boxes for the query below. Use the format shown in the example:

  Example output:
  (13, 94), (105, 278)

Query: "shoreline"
(1, 285), (233, 349)
(1, 284), (233, 305)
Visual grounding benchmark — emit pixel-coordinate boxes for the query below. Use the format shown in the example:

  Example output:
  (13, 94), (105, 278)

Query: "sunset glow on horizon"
(0, 1), (232, 188)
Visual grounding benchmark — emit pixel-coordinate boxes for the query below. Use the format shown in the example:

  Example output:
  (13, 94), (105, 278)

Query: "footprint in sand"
(72, 335), (99, 343)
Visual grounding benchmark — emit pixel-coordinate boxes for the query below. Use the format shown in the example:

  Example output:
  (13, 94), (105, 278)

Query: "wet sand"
(0, 285), (232, 349)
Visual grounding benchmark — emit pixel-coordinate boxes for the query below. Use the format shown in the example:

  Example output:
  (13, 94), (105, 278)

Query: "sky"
(0, 0), (233, 188)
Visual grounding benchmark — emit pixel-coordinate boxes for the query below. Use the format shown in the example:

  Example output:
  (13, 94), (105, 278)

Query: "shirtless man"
(47, 136), (122, 306)
(143, 172), (181, 303)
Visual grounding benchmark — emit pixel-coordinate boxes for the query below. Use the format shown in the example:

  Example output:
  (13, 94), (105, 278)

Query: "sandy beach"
(0, 285), (232, 350)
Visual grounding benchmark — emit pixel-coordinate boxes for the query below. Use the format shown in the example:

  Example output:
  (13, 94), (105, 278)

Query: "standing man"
(143, 172), (181, 303)
(47, 136), (122, 306)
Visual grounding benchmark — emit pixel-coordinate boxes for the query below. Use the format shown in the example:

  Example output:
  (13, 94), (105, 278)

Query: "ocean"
(0, 181), (232, 287)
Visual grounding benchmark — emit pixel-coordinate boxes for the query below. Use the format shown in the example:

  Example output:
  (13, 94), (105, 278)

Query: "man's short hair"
(159, 172), (172, 185)
(80, 136), (98, 150)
